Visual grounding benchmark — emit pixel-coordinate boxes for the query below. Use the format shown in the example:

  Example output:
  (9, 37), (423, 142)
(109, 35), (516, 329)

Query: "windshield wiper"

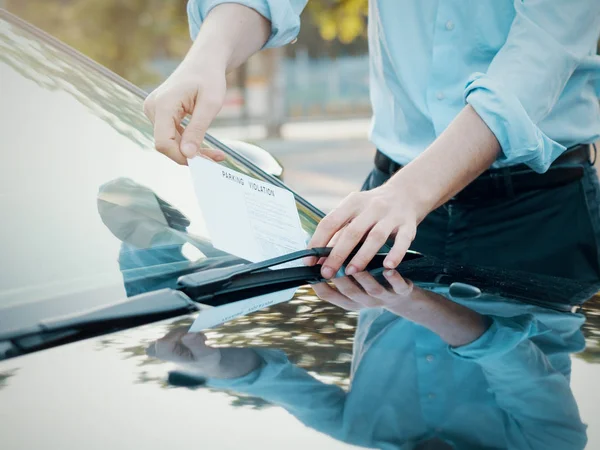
(178, 247), (424, 306)
(177, 247), (331, 305)
(0, 289), (198, 357)
(0, 247), (421, 361)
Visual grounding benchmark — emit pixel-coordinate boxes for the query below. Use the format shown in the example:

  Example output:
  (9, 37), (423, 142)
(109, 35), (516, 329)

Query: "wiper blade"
(0, 289), (198, 354)
(177, 247), (418, 306)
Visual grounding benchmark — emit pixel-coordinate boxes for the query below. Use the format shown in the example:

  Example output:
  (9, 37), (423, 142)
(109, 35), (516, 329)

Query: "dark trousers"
(361, 162), (600, 282)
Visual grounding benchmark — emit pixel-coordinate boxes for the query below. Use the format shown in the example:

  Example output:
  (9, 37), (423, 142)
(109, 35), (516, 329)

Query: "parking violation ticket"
(187, 157), (308, 332)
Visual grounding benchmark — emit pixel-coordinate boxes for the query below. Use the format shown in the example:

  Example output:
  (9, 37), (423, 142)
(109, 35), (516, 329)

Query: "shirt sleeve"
(451, 315), (587, 450)
(464, 1), (600, 173)
(187, 0), (308, 48)
(207, 348), (347, 439)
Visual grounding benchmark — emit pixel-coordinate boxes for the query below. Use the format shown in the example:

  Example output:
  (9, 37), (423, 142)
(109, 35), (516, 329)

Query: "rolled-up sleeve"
(464, 0), (600, 173)
(451, 315), (587, 450)
(187, 0), (308, 48)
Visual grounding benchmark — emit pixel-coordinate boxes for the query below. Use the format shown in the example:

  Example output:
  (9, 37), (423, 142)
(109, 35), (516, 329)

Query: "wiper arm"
(0, 289), (198, 355)
(177, 247), (418, 306)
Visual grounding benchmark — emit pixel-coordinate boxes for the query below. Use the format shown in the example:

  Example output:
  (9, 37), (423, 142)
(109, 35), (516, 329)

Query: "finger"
(181, 95), (224, 160)
(332, 276), (374, 304)
(199, 146), (227, 162)
(180, 333), (213, 361)
(352, 271), (388, 299)
(307, 194), (360, 252)
(143, 93), (157, 123)
(151, 328), (189, 362)
(383, 270), (414, 295)
(383, 230), (413, 269)
(345, 222), (393, 275)
(321, 212), (378, 279)
(304, 230), (342, 267)
(154, 105), (187, 165)
(312, 282), (362, 311)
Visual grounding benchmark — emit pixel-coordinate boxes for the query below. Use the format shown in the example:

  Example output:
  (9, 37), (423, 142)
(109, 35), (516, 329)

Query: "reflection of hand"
(312, 270), (414, 313)
(146, 327), (222, 372)
(147, 326), (262, 379)
(313, 270), (490, 347)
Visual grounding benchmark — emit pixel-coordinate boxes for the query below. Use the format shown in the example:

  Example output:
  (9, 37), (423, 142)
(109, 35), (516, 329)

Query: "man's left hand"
(307, 183), (422, 279)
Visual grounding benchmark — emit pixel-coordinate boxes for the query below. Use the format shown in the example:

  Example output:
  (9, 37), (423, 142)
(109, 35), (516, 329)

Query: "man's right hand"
(143, 65), (227, 165)
(142, 4), (272, 165)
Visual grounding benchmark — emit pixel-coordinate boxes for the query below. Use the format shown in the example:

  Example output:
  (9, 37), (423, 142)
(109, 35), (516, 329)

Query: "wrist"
(382, 169), (437, 223)
(183, 38), (229, 74)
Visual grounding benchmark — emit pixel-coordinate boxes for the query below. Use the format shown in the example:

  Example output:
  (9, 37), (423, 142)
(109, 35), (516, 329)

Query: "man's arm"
(309, 105), (500, 278)
(143, 1), (307, 164)
(309, 0), (600, 278)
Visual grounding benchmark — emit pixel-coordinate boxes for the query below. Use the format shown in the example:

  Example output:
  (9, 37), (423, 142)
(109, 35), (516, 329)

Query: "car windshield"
(0, 14), (321, 323)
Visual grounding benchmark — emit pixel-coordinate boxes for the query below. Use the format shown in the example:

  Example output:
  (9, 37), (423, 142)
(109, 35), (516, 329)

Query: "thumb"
(180, 97), (225, 161)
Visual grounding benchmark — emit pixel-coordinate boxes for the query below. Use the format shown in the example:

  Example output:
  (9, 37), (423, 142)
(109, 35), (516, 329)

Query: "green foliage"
(307, 0), (368, 44)
(6, 0), (190, 86)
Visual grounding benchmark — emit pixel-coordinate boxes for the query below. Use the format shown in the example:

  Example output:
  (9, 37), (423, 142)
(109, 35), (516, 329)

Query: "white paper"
(188, 157), (307, 265)
(187, 157), (308, 331)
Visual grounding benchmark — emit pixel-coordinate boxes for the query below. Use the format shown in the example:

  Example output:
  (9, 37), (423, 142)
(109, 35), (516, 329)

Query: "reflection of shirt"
(208, 292), (587, 449)
(187, 1), (600, 173)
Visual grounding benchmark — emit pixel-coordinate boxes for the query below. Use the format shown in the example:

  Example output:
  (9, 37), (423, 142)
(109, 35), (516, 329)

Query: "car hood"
(2, 274), (600, 450)
(0, 295), (361, 450)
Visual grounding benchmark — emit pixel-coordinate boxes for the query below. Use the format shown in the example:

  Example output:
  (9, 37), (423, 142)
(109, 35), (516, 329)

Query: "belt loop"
(502, 168), (515, 198)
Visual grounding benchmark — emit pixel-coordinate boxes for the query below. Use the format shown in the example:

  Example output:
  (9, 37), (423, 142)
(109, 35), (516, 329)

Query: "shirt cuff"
(206, 348), (291, 389)
(187, 0), (301, 49)
(464, 73), (566, 173)
(450, 314), (550, 362)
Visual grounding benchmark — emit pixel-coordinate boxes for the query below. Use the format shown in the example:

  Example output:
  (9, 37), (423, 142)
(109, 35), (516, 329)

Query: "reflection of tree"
(578, 295), (600, 363)
(5, 0), (190, 87)
(0, 16), (153, 148)
(0, 368), (18, 391)
(94, 287), (356, 409)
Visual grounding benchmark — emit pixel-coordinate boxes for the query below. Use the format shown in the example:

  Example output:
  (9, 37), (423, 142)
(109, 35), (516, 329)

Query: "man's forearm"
(182, 4), (271, 74)
(388, 105), (501, 220)
(387, 287), (491, 347)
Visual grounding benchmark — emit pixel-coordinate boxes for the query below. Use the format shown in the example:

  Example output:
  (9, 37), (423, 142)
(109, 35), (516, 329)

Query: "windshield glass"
(0, 15), (321, 321)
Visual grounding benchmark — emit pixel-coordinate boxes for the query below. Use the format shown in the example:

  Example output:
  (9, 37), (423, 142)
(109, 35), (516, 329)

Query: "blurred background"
(4, 0), (370, 134)
(3, 0), (375, 211)
(3, 0), (599, 212)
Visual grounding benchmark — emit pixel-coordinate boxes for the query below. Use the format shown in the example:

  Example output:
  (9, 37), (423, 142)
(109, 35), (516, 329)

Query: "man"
(143, 1), (600, 281)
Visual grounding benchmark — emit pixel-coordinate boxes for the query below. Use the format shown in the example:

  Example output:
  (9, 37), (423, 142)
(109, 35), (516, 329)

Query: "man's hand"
(143, 4), (271, 165)
(307, 184), (422, 279)
(144, 66), (227, 165)
(308, 105), (501, 278)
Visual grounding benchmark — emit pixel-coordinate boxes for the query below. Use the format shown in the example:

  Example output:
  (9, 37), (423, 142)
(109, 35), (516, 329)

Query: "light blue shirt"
(187, 0), (600, 173)
(207, 291), (587, 449)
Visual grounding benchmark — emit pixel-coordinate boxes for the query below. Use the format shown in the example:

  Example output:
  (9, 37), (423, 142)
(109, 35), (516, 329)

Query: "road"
(259, 138), (374, 213)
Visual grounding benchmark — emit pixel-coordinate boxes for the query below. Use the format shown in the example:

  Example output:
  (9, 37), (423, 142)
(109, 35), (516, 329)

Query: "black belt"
(374, 144), (592, 202)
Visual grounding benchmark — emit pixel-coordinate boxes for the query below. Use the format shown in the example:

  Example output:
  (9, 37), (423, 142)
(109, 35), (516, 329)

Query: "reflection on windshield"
(97, 177), (246, 296)
(149, 268), (594, 450)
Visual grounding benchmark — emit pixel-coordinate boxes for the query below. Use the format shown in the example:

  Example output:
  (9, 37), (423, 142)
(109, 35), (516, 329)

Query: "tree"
(307, 0), (368, 44)
(5, 0), (190, 87)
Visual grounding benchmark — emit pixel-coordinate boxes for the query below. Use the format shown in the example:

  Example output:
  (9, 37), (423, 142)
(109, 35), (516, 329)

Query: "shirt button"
(426, 355), (434, 362)
(436, 91), (445, 100)
(428, 393), (436, 400)
(445, 20), (455, 31)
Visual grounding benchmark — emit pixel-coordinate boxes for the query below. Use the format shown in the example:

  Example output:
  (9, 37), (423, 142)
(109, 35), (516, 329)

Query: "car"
(1, 9), (600, 450)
